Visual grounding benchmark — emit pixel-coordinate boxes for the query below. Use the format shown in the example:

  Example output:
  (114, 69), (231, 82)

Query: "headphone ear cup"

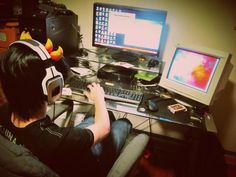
(46, 76), (63, 103)
(42, 66), (64, 103)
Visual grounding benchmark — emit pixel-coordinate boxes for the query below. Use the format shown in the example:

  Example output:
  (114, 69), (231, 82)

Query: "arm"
(83, 82), (110, 145)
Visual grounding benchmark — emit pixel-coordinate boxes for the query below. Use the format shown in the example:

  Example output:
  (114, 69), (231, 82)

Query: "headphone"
(10, 39), (64, 103)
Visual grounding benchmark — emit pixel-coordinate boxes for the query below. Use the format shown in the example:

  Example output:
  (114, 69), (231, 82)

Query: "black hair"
(0, 43), (47, 120)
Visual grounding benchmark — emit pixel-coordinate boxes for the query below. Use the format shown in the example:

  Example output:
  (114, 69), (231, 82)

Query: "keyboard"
(65, 75), (143, 104)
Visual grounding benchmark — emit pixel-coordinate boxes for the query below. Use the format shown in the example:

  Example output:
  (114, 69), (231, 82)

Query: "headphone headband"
(10, 39), (51, 60)
(10, 39), (64, 103)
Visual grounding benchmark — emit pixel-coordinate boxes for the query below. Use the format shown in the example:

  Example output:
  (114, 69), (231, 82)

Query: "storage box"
(0, 22), (19, 48)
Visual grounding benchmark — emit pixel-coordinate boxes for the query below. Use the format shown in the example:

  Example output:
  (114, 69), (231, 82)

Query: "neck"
(11, 103), (47, 128)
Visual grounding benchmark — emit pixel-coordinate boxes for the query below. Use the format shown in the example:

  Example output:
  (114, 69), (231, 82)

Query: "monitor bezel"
(92, 2), (167, 56)
(159, 44), (231, 106)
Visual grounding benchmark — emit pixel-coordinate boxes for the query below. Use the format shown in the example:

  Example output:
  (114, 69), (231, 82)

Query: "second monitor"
(159, 44), (232, 106)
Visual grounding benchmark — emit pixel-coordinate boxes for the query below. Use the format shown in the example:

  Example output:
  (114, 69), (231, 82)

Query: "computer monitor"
(92, 3), (167, 61)
(159, 44), (232, 106)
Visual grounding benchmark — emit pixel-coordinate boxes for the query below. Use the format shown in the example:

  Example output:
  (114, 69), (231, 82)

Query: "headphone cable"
(52, 102), (56, 121)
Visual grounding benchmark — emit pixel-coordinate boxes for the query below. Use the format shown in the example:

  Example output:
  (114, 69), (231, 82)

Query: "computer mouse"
(147, 59), (159, 68)
(146, 99), (159, 112)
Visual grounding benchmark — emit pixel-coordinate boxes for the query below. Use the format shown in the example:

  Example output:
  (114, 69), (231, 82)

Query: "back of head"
(0, 41), (49, 120)
(0, 43), (47, 119)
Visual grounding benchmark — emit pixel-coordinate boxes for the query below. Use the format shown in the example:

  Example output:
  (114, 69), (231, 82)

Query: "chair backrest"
(0, 134), (59, 177)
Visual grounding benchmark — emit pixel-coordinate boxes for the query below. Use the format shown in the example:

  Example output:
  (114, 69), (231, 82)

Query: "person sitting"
(0, 39), (132, 177)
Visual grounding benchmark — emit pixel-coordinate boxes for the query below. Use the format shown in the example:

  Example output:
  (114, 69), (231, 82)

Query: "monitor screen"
(92, 3), (167, 60)
(159, 44), (232, 106)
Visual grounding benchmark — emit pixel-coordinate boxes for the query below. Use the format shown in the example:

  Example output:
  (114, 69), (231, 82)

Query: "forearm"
(87, 98), (110, 144)
(95, 98), (110, 127)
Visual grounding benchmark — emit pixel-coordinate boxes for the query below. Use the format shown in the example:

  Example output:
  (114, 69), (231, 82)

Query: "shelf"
(73, 52), (162, 74)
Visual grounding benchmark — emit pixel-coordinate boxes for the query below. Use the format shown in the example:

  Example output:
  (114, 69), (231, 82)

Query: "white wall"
(56, 0), (236, 152)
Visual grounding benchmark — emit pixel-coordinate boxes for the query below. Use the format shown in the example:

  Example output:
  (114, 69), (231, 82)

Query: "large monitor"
(92, 3), (167, 61)
(159, 44), (232, 106)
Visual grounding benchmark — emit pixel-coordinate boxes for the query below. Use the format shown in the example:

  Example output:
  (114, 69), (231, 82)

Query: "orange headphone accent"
(20, 31), (63, 61)
(45, 38), (63, 61)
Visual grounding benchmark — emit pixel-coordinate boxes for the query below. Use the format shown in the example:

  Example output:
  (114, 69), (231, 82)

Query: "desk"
(66, 52), (216, 132)
(63, 92), (216, 131)
(62, 52), (217, 177)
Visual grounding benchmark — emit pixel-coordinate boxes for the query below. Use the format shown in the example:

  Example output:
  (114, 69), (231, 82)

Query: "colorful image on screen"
(167, 48), (219, 92)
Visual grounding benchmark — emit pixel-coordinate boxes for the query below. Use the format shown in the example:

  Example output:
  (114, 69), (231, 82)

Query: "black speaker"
(46, 11), (79, 56)
(19, 9), (79, 56)
(97, 64), (137, 83)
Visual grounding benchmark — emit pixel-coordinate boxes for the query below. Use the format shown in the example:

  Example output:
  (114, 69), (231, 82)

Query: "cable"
(122, 113), (128, 119)
(148, 118), (152, 135)
(79, 33), (109, 55)
(133, 118), (149, 129)
(51, 102), (56, 122)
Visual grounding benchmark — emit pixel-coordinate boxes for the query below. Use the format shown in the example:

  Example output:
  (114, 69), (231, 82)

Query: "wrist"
(94, 97), (105, 104)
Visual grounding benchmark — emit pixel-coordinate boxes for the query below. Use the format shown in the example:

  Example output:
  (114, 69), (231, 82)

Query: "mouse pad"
(137, 94), (191, 124)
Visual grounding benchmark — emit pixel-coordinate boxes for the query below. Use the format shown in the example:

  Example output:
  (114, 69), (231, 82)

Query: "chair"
(107, 133), (150, 177)
(0, 100), (150, 177)
(0, 132), (149, 177)
(0, 133), (59, 177)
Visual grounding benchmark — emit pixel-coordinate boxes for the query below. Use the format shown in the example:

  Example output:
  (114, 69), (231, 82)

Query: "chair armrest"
(107, 133), (150, 177)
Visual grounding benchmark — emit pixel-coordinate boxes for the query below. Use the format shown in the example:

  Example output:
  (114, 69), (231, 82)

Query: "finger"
(83, 91), (88, 97)
(87, 84), (93, 90)
(91, 82), (97, 87)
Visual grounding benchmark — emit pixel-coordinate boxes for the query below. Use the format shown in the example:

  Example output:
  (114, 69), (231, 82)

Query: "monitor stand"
(111, 51), (138, 62)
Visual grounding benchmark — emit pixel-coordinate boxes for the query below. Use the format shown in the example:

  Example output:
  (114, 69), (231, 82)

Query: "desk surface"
(62, 92), (216, 133)
(63, 52), (217, 133)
